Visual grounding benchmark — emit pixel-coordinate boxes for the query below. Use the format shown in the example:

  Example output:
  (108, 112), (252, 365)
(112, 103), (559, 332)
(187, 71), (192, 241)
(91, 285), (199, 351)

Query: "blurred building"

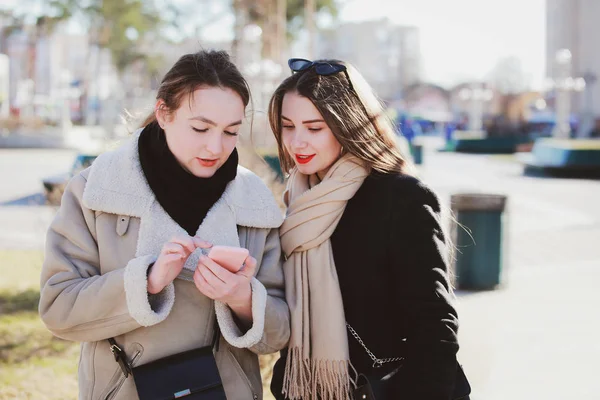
(401, 83), (452, 122)
(450, 83), (502, 121)
(3, 29), (29, 109)
(0, 24), (120, 123)
(317, 18), (421, 100)
(546, 0), (600, 136)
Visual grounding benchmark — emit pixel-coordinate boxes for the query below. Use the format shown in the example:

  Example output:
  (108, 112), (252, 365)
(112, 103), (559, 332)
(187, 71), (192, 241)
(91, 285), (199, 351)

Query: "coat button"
(116, 215), (131, 236)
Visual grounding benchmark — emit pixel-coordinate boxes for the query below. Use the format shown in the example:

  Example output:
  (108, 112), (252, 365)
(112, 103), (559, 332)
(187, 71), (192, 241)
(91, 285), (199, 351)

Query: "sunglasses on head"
(288, 58), (354, 90)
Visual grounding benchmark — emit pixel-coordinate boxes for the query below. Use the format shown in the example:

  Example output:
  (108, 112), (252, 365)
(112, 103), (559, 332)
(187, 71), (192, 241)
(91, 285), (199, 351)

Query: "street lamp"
(60, 69), (73, 131)
(0, 54), (9, 119)
(544, 49), (586, 139)
(459, 84), (494, 131)
(579, 71), (598, 137)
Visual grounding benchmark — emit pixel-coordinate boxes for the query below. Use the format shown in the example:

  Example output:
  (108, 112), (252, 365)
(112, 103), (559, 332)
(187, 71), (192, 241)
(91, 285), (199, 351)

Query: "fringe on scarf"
(282, 347), (356, 400)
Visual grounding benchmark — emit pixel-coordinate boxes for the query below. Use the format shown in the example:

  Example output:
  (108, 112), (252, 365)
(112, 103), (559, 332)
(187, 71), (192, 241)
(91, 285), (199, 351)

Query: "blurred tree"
(7, 0), (171, 126)
(0, 10), (24, 55)
(488, 56), (532, 125)
(0, 8), (66, 82)
(232, 0), (340, 60)
(285, 0), (338, 38)
(38, 0), (165, 75)
(488, 56), (531, 95)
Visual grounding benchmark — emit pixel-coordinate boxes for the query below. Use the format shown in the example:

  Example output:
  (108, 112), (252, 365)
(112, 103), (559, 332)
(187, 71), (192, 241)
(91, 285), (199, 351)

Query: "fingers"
(199, 255), (235, 282)
(192, 237), (212, 249)
(239, 256), (257, 278)
(162, 243), (185, 258)
(168, 235), (197, 255)
(148, 253), (183, 294)
(198, 259), (228, 290)
(194, 254), (255, 305)
(194, 267), (216, 298)
(153, 253), (185, 277)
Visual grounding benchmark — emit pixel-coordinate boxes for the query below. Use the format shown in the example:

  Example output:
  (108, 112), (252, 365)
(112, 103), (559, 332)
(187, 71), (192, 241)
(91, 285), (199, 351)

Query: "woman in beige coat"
(39, 50), (290, 400)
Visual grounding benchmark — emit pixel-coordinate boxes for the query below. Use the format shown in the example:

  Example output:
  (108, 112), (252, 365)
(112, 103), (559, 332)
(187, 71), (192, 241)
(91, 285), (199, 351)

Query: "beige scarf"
(280, 154), (369, 400)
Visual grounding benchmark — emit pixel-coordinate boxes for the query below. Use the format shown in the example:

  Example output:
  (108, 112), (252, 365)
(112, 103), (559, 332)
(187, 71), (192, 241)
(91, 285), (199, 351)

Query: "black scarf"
(138, 121), (238, 236)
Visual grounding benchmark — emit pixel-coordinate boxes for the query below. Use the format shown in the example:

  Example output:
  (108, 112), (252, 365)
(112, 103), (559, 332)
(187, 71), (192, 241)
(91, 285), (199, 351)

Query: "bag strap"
(109, 313), (221, 378)
(346, 322), (404, 369)
(109, 337), (133, 378)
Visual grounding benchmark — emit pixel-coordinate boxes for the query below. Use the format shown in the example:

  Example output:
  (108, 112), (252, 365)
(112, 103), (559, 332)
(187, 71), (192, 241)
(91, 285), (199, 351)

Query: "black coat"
(272, 172), (460, 399)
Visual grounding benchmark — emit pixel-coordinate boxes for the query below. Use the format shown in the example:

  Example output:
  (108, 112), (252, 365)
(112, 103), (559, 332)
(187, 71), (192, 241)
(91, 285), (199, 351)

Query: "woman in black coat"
(267, 58), (469, 400)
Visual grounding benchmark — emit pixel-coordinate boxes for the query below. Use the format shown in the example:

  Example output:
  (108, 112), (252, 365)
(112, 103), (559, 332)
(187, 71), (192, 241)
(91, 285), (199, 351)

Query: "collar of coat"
(83, 129), (283, 228)
(81, 129), (283, 276)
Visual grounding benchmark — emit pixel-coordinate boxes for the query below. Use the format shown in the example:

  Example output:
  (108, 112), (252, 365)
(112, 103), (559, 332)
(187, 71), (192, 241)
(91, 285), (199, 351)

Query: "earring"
(340, 146), (344, 155)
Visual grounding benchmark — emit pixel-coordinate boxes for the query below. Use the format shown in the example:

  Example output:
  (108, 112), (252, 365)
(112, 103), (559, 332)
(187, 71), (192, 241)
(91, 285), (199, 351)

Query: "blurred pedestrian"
(589, 119), (600, 138)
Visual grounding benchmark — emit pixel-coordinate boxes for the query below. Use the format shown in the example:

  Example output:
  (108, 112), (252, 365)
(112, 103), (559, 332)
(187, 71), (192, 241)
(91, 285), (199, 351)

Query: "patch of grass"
(0, 347), (79, 400)
(0, 250), (79, 400)
(0, 289), (40, 314)
(0, 250), (44, 292)
(0, 310), (79, 400)
(0, 312), (74, 364)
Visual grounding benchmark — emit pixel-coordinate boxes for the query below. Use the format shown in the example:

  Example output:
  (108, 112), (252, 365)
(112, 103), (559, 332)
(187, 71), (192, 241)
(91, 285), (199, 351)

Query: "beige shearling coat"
(39, 133), (290, 400)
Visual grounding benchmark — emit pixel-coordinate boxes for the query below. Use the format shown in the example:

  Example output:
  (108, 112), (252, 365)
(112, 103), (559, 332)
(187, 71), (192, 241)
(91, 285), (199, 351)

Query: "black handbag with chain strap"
(348, 323), (471, 400)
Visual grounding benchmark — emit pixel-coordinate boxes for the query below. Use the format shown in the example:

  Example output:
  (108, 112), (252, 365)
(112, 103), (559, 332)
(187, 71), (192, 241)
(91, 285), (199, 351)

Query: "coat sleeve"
(39, 173), (175, 342)
(214, 226), (290, 354)
(387, 180), (460, 400)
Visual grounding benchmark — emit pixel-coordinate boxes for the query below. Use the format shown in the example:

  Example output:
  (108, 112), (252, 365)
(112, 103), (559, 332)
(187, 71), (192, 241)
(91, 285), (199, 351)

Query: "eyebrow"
(190, 116), (242, 127)
(281, 115), (325, 124)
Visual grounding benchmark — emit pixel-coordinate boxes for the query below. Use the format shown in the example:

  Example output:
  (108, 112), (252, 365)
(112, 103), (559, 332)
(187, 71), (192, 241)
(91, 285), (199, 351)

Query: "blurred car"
(43, 153), (98, 205)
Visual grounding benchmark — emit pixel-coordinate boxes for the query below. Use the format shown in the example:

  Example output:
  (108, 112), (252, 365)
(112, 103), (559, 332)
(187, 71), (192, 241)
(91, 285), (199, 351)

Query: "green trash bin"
(411, 143), (423, 165)
(450, 193), (507, 290)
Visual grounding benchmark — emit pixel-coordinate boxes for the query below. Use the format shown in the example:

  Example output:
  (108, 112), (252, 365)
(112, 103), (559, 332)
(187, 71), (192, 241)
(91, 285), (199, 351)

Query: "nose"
(289, 129), (307, 150)
(205, 131), (223, 155)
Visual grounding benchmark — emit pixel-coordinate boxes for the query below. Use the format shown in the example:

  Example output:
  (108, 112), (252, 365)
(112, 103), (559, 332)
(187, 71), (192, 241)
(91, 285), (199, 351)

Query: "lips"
(295, 154), (315, 164)
(196, 158), (218, 167)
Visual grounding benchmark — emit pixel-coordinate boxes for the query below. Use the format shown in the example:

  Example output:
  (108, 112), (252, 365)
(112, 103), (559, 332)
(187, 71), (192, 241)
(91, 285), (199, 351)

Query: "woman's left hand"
(193, 254), (257, 324)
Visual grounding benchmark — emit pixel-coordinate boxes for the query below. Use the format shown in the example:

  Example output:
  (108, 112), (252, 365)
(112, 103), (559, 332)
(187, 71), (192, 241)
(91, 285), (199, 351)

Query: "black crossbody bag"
(108, 324), (226, 400)
(347, 323), (471, 400)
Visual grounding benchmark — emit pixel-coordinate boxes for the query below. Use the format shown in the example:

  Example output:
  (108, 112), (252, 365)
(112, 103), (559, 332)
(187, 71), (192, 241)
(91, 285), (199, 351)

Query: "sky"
(338, 0), (547, 88)
(190, 0), (548, 89)
(1, 0), (547, 89)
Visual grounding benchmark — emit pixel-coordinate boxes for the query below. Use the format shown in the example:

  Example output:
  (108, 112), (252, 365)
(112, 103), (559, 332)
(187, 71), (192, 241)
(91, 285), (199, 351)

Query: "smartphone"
(206, 245), (249, 273)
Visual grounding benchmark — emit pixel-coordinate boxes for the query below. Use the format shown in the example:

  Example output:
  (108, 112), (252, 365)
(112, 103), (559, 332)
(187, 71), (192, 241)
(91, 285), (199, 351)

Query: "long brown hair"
(268, 59), (407, 174)
(141, 50), (251, 127)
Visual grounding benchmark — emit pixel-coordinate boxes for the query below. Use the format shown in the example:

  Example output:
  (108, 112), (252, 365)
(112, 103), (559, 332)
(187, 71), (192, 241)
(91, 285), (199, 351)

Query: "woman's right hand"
(147, 236), (212, 294)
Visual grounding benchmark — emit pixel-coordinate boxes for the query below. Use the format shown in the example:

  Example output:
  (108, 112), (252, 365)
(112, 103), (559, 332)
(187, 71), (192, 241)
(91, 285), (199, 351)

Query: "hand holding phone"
(194, 245), (257, 323)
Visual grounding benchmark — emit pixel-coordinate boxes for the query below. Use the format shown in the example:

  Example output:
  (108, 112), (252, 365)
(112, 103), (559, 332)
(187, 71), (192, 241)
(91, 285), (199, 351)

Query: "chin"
(188, 165), (218, 178)
(195, 171), (217, 178)
(295, 163), (319, 176)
